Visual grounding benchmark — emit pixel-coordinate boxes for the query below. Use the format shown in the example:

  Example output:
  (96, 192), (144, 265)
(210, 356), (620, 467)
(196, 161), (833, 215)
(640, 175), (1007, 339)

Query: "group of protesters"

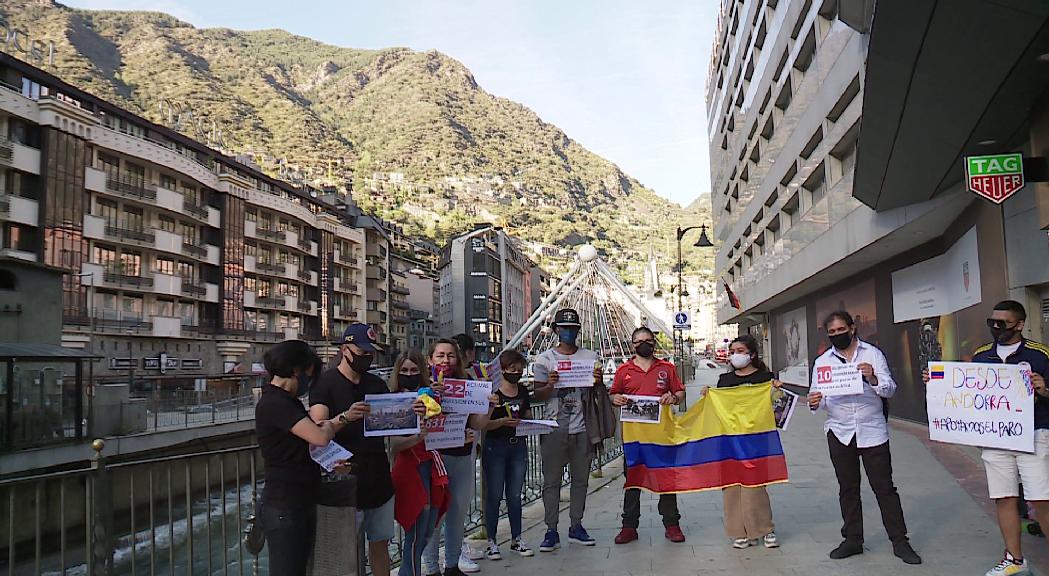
(254, 298), (1049, 576)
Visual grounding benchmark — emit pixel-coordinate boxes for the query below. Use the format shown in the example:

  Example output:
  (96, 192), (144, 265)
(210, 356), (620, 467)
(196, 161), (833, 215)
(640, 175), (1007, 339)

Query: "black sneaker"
(443, 569), (465, 576)
(893, 541), (922, 565)
(829, 540), (864, 559)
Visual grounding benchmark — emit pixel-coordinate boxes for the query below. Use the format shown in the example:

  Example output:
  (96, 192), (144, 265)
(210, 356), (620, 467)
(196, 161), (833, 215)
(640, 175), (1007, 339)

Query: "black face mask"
(346, 351), (374, 374)
(990, 326), (1019, 345)
(504, 372), (523, 385)
(296, 371), (314, 398)
(829, 331), (853, 351)
(635, 342), (655, 358)
(398, 373), (421, 391)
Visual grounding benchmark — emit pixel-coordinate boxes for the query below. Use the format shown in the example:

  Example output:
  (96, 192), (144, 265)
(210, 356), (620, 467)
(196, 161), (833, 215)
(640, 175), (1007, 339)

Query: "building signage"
(181, 358), (203, 370)
(966, 153), (1024, 204)
(673, 311), (691, 330)
(891, 227), (982, 323)
(109, 357), (135, 370)
(144, 354), (179, 373)
(0, 13), (57, 68)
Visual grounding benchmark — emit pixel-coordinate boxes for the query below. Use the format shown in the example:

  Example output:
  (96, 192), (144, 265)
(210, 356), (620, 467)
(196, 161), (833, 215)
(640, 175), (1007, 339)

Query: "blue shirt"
(971, 339), (1049, 430)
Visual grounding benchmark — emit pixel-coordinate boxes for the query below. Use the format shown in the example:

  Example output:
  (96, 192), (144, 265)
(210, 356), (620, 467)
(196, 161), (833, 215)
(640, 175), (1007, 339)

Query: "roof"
(0, 343), (102, 359)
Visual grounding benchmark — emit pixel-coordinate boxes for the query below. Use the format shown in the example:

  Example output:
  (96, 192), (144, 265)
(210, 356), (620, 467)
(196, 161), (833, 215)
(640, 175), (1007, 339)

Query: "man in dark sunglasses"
(925, 300), (1049, 576)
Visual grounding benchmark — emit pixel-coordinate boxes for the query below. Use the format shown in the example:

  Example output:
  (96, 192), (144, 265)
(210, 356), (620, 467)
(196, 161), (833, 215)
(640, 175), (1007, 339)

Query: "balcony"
(333, 305), (358, 320)
(256, 261), (286, 275)
(0, 138), (11, 163)
(104, 225), (155, 245)
(0, 136), (40, 175)
(392, 284), (411, 295)
(104, 176), (157, 203)
(255, 227), (286, 243)
(297, 268), (312, 283)
(182, 243), (207, 259)
(255, 295), (286, 309)
(367, 267), (387, 281)
(297, 300), (317, 315)
(336, 252), (359, 267)
(183, 201), (209, 220)
(181, 282), (207, 298)
(102, 269), (154, 289)
(393, 300), (410, 310)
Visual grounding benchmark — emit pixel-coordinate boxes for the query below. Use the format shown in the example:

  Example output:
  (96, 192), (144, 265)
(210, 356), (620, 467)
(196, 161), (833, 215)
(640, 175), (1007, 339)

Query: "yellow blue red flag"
(623, 383), (788, 493)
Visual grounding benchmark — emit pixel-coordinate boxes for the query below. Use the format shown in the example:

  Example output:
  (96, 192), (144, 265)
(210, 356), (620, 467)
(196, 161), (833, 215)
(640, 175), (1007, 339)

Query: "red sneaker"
(614, 527), (639, 544)
(665, 525), (686, 543)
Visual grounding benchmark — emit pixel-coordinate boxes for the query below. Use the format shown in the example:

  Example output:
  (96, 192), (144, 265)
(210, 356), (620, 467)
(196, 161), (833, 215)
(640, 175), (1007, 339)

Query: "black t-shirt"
(716, 369), (775, 389)
(255, 384), (321, 507)
(309, 368), (393, 509)
(488, 386), (531, 439)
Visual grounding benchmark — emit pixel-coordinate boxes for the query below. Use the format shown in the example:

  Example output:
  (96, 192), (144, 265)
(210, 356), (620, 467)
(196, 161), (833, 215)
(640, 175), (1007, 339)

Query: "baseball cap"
(336, 323), (384, 353)
(552, 308), (582, 328)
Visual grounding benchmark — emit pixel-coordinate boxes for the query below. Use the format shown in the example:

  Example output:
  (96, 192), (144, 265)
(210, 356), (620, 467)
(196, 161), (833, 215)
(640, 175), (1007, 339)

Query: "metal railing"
(104, 225), (155, 244)
(255, 296), (285, 308)
(0, 136), (13, 162)
(0, 400), (623, 575)
(181, 283), (206, 298)
(104, 177), (157, 202)
(103, 270), (155, 289)
(181, 243), (207, 259)
(254, 228), (285, 242)
(0, 194), (9, 215)
(254, 261), (285, 275)
(182, 201), (209, 220)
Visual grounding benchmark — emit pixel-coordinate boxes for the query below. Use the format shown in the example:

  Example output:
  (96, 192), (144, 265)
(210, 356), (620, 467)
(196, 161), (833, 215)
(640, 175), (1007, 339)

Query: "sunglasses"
(986, 319), (1018, 330)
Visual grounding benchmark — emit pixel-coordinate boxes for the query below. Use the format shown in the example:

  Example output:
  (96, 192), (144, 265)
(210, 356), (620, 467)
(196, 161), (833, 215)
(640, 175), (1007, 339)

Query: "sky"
(65, 0), (719, 207)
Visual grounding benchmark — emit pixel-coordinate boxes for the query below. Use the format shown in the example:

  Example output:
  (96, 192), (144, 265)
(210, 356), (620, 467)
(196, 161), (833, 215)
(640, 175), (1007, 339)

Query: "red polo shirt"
(611, 358), (684, 396)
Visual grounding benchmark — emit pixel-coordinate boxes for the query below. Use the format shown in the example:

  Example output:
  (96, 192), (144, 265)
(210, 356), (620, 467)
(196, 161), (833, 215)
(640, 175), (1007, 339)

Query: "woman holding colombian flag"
(712, 335), (780, 550)
(610, 327), (687, 544)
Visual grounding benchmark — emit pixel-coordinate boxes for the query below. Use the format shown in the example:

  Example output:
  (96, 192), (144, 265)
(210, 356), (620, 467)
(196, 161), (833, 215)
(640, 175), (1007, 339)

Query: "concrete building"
(0, 52), (397, 387)
(437, 226), (545, 361)
(706, 0), (1049, 422)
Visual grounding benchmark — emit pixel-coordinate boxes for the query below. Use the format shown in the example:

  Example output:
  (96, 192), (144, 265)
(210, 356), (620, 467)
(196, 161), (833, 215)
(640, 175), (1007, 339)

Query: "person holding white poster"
(532, 308), (607, 552)
(923, 301), (1049, 576)
(807, 311), (921, 565)
(481, 349), (535, 561)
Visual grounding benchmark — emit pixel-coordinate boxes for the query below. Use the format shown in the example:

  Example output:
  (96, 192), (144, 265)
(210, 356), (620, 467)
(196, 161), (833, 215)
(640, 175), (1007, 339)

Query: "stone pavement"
(464, 368), (1047, 576)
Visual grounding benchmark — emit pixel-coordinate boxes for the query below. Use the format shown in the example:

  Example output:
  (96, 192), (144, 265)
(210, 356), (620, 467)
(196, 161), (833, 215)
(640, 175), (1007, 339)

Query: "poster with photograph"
(775, 306), (809, 386)
(620, 395), (662, 424)
(364, 392), (420, 437)
(772, 388), (799, 431)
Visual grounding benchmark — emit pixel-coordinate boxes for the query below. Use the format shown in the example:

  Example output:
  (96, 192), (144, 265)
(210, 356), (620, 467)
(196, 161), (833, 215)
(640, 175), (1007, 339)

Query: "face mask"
(990, 326), (1018, 345)
(296, 371), (313, 398)
(398, 373), (421, 391)
(504, 372), (523, 385)
(635, 342), (655, 358)
(558, 328), (579, 345)
(829, 331), (853, 351)
(729, 353), (752, 370)
(346, 352), (373, 374)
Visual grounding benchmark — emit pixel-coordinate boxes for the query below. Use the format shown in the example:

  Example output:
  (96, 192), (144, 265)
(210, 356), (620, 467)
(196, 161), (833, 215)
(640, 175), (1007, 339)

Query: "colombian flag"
(930, 365), (945, 380)
(623, 383), (788, 493)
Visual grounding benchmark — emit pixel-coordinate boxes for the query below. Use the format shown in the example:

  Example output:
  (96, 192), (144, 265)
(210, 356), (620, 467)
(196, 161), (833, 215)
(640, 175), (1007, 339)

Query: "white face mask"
(729, 353), (752, 370)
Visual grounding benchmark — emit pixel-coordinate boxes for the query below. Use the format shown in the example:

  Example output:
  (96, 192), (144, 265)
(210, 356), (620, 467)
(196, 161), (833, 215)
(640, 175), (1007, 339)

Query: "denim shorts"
(357, 497), (395, 542)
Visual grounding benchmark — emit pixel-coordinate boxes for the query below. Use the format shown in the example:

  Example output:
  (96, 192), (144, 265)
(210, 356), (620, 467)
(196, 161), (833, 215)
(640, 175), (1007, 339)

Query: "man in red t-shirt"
(610, 327), (686, 544)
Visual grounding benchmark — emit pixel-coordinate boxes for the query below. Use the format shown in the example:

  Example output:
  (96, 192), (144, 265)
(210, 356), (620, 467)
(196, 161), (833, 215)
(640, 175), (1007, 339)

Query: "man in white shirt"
(807, 310), (921, 565)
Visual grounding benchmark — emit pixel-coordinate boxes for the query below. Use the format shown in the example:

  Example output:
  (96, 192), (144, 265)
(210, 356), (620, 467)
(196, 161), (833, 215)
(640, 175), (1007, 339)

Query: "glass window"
(155, 299), (174, 317)
(158, 215), (176, 233)
(180, 222), (196, 243)
(245, 276), (257, 292)
(121, 295), (143, 318)
(178, 301), (195, 324)
(94, 245), (116, 267)
(122, 206), (143, 230)
(155, 257), (174, 276)
(177, 261), (194, 281)
(246, 209), (257, 222)
(119, 252), (141, 276)
(159, 174), (176, 190)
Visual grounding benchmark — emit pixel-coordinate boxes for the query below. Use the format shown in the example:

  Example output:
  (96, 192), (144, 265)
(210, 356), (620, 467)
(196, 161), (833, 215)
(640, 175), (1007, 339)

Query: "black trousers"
(622, 488), (680, 529)
(261, 502), (316, 576)
(827, 432), (908, 544)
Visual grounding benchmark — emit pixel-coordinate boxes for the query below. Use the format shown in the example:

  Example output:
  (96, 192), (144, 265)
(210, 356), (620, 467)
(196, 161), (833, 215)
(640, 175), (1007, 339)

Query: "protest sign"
(926, 361), (1034, 452)
(424, 413), (470, 451)
(310, 441), (353, 473)
(364, 392), (420, 437)
(515, 419), (559, 436)
(552, 359), (599, 388)
(621, 395), (662, 424)
(440, 379), (494, 414)
(814, 363), (864, 397)
(772, 388), (799, 431)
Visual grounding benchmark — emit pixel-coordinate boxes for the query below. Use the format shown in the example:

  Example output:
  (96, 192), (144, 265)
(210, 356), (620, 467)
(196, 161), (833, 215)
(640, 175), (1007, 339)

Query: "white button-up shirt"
(810, 339), (897, 448)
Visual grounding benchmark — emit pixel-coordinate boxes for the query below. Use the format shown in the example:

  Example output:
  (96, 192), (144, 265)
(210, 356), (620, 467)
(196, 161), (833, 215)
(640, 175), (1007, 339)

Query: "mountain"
(3, 0), (713, 283)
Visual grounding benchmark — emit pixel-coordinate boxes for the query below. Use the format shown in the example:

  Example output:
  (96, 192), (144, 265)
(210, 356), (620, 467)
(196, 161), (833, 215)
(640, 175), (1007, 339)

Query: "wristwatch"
(338, 411), (350, 424)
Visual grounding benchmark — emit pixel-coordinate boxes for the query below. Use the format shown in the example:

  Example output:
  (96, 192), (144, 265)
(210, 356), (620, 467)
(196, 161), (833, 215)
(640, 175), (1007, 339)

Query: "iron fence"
(0, 403), (623, 575)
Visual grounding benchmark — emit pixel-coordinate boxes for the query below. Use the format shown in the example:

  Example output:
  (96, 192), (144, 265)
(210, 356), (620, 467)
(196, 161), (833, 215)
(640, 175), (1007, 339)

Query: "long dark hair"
(730, 335), (769, 373)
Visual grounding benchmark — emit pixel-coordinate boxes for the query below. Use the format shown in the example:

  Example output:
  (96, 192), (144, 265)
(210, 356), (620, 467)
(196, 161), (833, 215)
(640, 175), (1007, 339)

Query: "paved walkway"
(465, 368), (1046, 576)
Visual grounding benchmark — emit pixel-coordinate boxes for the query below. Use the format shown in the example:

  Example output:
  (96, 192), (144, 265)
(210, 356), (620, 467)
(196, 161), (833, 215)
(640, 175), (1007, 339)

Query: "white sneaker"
(463, 541), (484, 561)
(459, 551), (481, 573)
(732, 537), (751, 549)
(985, 552), (1030, 576)
(763, 532), (779, 548)
(484, 540), (502, 561)
(511, 538), (534, 557)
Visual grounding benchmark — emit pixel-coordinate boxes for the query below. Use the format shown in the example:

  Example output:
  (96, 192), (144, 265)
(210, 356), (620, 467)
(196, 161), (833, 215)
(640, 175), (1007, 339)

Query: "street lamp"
(674, 224), (714, 364)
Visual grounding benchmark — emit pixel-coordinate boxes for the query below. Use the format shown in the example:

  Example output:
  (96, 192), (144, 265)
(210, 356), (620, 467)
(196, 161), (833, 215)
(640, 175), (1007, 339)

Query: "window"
(827, 75), (861, 122)
(122, 206), (144, 230)
(121, 295), (143, 319)
(177, 261), (194, 281)
(119, 251), (141, 276)
(97, 198), (119, 226)
(245, 242), (257, 257)
(803, 163), (827, 207)
(246, 209), (257, 222)
(155, 257), (175, 276)
(158, 215), (176, 233)
(793, 28), (817, 73)
(155, 299), (174, 317)
(94, 245), (116, 267)
(159, 174), (176, 190)
(800, 128), (824, 159)
(178, 301), (195, 324)
(245, 276), (257, 292)
(472, 297), (487, 319)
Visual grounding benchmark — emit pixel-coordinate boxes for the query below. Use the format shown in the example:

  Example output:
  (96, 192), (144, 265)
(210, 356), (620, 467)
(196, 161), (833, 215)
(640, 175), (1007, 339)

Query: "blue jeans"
(422, 453), (475, 570)
(483, 436), (527, 540)
(261, 502), (316, 576)
(399, 461), (438, 576)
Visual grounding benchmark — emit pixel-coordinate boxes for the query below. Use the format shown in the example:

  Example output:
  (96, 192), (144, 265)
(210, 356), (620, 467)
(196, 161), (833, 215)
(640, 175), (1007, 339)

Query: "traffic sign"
(966, 153), (1024, 204)
(673, 311), (691, 330)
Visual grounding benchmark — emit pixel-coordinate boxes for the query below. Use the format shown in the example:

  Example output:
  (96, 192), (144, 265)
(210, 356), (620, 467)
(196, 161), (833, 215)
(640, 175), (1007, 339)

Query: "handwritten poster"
(814, 363), (864, 397)
(515, 419), (559, 436)
(309, 441), (354, 473)
(926, 362), (1033, 452)
(552, 359), (599, 389)
(424, 413), (470, 451)
(440, 379), (493, 414)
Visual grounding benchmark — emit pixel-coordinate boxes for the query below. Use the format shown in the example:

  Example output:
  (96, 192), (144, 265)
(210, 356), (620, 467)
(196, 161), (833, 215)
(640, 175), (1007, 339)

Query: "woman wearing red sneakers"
(610, 326), (687, 545)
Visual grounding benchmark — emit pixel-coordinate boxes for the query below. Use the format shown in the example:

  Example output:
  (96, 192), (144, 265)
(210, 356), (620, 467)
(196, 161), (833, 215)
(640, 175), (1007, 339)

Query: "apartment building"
(706, 0), (1049, 421)
(0, 53), (392, 386)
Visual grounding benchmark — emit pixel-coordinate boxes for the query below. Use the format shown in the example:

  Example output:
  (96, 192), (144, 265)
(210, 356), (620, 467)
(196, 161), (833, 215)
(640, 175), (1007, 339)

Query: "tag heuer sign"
(966, 153), (1024, 204)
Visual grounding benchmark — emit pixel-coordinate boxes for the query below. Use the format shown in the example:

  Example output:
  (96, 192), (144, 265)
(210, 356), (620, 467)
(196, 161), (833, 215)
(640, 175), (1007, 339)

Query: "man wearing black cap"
(532, 308), (605, 552)
(309, 323), (394, 576)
